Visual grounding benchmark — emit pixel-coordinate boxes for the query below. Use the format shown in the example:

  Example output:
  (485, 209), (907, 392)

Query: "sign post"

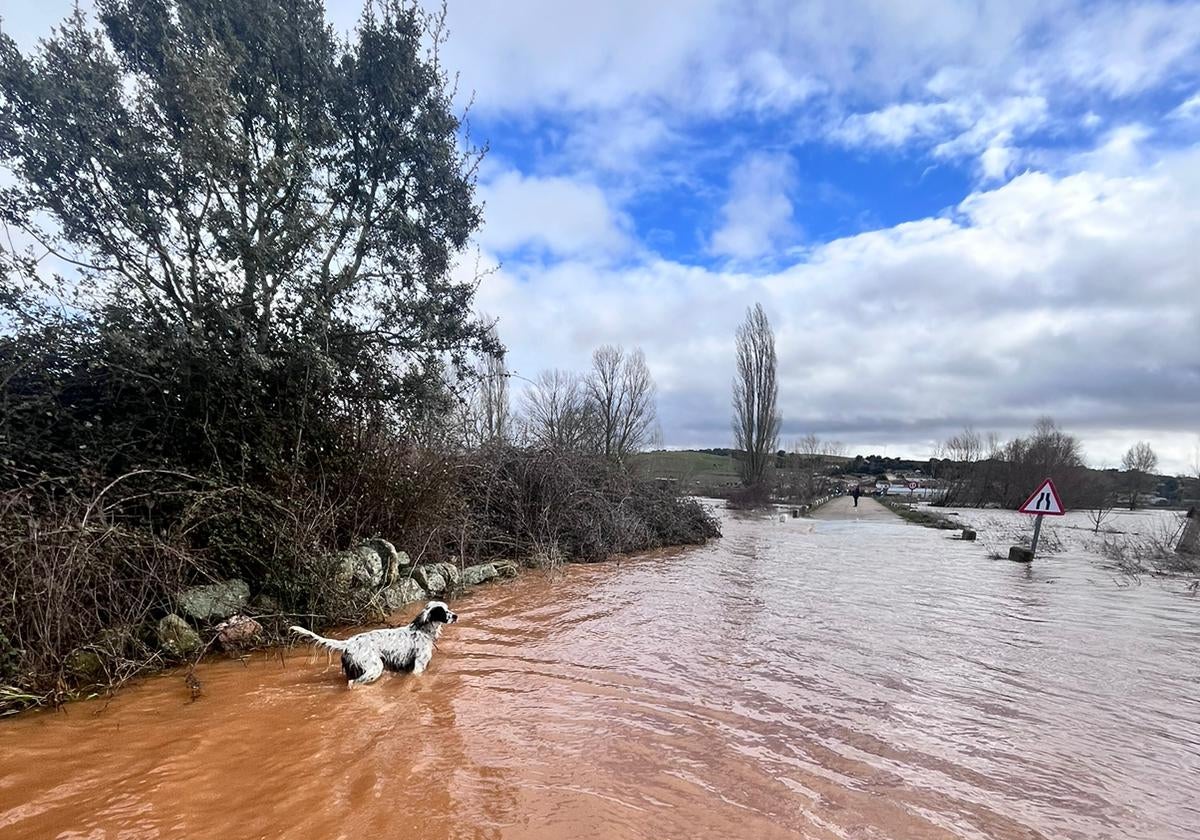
(1014, 478), (1066, 561)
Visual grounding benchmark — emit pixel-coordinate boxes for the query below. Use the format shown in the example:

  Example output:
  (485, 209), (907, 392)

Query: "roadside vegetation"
(878, 498), (960, 530)
(0, 1), (716, 714)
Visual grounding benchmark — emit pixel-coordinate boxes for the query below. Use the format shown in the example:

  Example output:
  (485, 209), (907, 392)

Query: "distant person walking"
(851, 485), (861, 508)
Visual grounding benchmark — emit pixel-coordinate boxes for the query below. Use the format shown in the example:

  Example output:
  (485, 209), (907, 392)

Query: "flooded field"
(2, 503), (1198, 839)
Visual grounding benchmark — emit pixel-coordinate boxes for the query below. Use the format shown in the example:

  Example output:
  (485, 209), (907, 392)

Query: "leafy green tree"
(0, 0), (496, 480)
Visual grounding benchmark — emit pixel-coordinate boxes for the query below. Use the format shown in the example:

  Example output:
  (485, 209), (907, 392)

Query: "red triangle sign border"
(1017, 478), (1066, 516)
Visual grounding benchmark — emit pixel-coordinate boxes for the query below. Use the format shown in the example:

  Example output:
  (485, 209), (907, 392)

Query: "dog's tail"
(289, 625), (348, 651)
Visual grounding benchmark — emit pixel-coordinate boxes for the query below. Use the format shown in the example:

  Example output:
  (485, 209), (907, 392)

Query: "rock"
(337, 546), (384, 589)
(215, 615), (263, 650)
(177, 579), (250, 622)
(157, 614), (202, 657)
(364, 538), (405, 584)
(461, 563), (498, 586)
(66, 649), (106, 683)
(492, 560), (519, 578)
(411, 565), (447, 595)
(252, 593), (281, 614)
(381, 579), (426, 611)
(961, 529), (977, 541)
(433, 562), (461, 590)
(96, 625), (138, 657)
(1008, 546), (1035, 563)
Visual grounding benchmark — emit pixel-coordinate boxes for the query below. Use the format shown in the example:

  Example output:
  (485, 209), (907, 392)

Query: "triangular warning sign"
(1018, 478), (1065, 516)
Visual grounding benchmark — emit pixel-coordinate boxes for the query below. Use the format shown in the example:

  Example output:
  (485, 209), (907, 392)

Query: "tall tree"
(520, 369), (593, 452)
(478, 344), (511, 445)
(460, 321), (510, 446)
(1121, 441), (1159, 510)
(732, 303), (781, 487)
(584, 344), (657, 460)
(0, 0), (495, 442)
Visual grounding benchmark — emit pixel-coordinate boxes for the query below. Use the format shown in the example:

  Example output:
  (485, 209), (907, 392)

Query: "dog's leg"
(411, 645), (433, 675)
(348, 655), (385, 688)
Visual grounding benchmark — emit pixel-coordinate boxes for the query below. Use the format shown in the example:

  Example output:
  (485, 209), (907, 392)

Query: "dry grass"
(1094, 513), (1195, 582)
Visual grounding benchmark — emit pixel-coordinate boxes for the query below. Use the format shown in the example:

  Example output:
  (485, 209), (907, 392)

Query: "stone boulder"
(66, 649), (106, 683)
(157, 614), (202, 657)
(364, 538), (411, 584)
(1008, 546), (1034, 563)
(461, 563), (498, 586)
(492, 560), (519, 578)
(411, 565), (447, 595)
(381, 579), (426, 611)
(337, 546), (384, 589)
(177, 579), (250, 622)
(435, 562), (462, 590)
(252, 593), (282, 614)
(215, 615), (264, 651)
(97, 625), (137, 654)
(961, 529), (977, 541)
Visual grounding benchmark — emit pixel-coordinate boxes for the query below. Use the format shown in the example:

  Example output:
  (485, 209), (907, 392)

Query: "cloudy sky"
(5, 1), (1200, 472)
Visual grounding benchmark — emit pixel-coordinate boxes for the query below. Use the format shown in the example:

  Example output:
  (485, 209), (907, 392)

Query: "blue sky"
(4, 0), (1200, 471)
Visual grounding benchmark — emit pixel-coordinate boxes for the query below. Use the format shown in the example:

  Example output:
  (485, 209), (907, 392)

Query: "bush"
(0, 445), (720, 714)
(456, 447), (720, 564)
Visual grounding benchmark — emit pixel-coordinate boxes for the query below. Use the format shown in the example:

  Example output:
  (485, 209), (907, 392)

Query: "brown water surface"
(2, 506), (1199, 839)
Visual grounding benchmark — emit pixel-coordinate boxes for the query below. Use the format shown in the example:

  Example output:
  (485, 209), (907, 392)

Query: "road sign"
(1018, 478), (1065, 516)
(907, 481), (919, 490)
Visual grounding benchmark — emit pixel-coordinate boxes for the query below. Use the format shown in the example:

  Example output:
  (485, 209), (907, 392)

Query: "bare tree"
(943, 427), (983, 463)
(1121, 441), (1159, 510)
(822, 440), (847, 458)
(584, 345), (658, 460)
(520, 369), (593, 451)
(458, 322), (510, 447)
(476, 324), (510, 444)
(794, 433), (821, 458)
(938, 426), (984, 505)
(732, 303), (781, 488)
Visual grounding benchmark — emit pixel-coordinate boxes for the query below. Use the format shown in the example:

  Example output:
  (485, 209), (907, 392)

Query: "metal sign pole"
(1031, 514), (1044, 557)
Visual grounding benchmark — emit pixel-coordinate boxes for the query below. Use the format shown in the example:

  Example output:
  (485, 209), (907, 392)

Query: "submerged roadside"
(0, 453), (721, 718)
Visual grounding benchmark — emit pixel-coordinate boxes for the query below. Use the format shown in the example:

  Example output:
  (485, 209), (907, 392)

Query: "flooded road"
(2, 506), (1199, 839)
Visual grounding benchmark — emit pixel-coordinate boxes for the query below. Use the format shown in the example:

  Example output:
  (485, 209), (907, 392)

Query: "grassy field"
(634, 450), (743, 490)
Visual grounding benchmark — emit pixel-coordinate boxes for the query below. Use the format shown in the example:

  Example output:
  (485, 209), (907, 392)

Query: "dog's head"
(415, 600), (457, 627)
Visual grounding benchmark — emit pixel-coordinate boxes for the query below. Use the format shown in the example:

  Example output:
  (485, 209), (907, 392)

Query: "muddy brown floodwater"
(2, 505), (1199, 839)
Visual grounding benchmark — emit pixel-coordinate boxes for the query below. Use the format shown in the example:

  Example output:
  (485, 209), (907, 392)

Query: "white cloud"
(1049, 2), (1200, 97)
(1068, 124), (1153, 176)
(481, 146), (1200, 473)
(1169, 92), (1200, 121)
(834, 95), (1048, 180)
(476, 169), (631, 258)
(709, 153), (799, 261)
(832, 101), (972, 147)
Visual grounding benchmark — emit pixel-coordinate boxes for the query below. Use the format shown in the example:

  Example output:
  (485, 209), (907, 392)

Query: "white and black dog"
(290, 601), (458, 687)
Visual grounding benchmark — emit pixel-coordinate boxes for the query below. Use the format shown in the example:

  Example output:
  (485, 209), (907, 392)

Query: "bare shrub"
(454, 447), (720, 565)
(724, 483), (773, 510)
(1097, 513), (1193, 580)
